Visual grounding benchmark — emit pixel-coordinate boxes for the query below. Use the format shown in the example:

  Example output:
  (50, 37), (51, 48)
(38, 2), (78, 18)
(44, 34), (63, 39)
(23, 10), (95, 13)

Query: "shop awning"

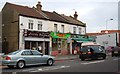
(72, 37), (94, 43)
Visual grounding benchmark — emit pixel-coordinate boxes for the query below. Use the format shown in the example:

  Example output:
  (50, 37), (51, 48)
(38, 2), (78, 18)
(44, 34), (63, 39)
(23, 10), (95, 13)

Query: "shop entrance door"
(45, 42), (49, 55)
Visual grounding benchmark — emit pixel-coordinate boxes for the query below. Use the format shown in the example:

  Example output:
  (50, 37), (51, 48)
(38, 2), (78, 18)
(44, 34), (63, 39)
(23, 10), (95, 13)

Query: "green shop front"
(50, 32), (71, 56)
(71, 34), (95, 54)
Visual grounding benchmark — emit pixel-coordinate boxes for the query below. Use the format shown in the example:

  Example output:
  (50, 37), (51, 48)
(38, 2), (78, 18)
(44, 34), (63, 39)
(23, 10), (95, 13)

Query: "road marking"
(29, 65), (70, 72)
(22, 69), (35, 72)
(81, 60), (105, 65)
(38, 69), (42, 71)
(113, 58), (120, 60)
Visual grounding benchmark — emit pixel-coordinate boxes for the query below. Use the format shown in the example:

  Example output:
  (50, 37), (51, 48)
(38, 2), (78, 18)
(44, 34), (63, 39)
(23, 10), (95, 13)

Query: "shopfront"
(71, 35), (94, 54)
(50, 32), (71, 55)
(23, 30), (50, 55)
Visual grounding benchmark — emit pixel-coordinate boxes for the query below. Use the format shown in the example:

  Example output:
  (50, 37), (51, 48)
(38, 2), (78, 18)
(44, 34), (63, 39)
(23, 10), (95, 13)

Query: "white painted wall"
(118, 1), (120, 30)
(19, 16), (86, 34)
(96, 33), (119, 49)
(19, 15), (86, 49)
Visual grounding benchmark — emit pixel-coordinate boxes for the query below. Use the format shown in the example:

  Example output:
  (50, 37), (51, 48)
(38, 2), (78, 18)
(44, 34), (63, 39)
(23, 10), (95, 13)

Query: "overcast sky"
(0, 0), (119, 33)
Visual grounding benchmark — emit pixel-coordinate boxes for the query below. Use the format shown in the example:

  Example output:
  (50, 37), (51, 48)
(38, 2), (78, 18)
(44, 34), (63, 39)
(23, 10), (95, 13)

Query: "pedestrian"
(38, 45), (42, 53)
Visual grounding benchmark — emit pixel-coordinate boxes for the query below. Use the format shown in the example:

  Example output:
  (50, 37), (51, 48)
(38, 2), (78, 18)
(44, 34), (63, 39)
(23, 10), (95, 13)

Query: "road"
(1, 56), (120, 73)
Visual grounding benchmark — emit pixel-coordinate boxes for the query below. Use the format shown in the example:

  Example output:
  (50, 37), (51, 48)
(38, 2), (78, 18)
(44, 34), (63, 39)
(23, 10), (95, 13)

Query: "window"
(54, 24), (57, 32)
(38, 21), (42, 30)
(31, 50), (41, 55)
(61, 25), (64, 33)
(21, 51), (32, 55)
(73, 27), (76, 34)
(79, 28), (82, 34)
(8, 50), (21, 55)
(28, 20), (33, 29)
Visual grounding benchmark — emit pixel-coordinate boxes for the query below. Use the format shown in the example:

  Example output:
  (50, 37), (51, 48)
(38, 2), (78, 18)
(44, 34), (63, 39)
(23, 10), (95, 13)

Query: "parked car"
(2, 49), (55, 69)
(111, 46), (120, 57)
(79, 42), (106, 61)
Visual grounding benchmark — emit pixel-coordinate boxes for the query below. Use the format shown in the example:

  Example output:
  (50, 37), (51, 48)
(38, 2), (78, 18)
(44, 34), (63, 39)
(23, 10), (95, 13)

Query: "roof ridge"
(53, 11), (69, 22)
(33, 8), (50, 19)
(69, 16), (85, 25)
(6, 2), (32, 9)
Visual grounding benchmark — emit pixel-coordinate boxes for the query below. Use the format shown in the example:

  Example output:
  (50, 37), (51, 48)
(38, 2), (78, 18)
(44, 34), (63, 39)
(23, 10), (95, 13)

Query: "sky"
(0, 0), (119, 33)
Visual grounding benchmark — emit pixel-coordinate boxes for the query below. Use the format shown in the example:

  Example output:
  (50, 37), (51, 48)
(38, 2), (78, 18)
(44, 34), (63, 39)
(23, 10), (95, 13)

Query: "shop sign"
(23, 30), (50, 38)
(50, 32), (70, 38)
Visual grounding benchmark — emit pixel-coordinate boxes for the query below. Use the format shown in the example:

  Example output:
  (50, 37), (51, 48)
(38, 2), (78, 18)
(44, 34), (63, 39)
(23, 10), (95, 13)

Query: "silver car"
(2, 49), (55, 69)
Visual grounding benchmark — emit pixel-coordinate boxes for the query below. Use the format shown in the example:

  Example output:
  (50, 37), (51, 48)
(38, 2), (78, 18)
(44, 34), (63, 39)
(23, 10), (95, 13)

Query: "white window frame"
(61, 25), (64, 33)
(73, 27), (76, 34)
(79, 27), (82, 34)
(38, 21), (42, 30)
(54, 24), (57, 32)
(28, 20), (33, 29)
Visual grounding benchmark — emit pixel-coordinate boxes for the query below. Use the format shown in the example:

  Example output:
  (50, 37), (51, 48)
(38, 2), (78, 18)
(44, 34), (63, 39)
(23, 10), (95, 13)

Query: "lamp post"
(105, 19), (113, 33)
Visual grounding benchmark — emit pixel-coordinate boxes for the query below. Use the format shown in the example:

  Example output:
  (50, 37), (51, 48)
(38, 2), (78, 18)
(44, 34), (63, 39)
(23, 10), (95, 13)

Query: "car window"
(81, 46), (104, 53)
(89, 46), (103, 53)
(21, 51), (32, 55)
(81, 46), (89, 52)
(31, 51), (41, 55)
(8, 50), (21, 55)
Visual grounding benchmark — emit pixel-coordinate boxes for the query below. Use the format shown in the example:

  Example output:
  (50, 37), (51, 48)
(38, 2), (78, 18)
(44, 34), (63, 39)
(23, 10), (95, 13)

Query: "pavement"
(0, 54), (79, 68)
(54, 54), (79, 61)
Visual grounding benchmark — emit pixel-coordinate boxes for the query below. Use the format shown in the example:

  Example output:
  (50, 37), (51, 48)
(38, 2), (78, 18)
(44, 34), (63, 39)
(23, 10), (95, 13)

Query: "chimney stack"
(36, 1), (42, 12)
(74, 11), (78, 19)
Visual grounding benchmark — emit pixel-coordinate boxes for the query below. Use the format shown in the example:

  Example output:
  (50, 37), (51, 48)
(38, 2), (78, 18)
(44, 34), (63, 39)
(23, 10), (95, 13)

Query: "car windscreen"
(81, 46), (89, 52)
(81, 46), (104, 53)
(90, 46), (104, 53)
(8, 50), (21, 55)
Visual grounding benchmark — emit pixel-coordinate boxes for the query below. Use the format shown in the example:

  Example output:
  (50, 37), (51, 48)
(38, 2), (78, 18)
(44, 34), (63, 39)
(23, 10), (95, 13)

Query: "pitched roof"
(3, 2), (86, 27)
(61, 14), (86, 27)
(42, 11), (68, 23)
(4, 2), (48, 20)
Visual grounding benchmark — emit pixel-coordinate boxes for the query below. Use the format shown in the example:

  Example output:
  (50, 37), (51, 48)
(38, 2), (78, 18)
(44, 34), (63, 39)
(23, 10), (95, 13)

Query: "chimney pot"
(36, 1), (42, 11)
(74, 11), (78, 19)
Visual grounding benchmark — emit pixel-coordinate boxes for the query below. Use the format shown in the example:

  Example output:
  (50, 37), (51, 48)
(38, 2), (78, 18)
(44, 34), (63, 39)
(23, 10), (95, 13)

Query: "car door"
(31, 50), (44, 64)
(21, 51), (35, 65)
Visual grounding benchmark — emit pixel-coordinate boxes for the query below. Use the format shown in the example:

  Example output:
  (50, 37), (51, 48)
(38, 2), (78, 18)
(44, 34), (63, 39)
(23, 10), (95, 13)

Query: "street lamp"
(105, 19), (113, 33)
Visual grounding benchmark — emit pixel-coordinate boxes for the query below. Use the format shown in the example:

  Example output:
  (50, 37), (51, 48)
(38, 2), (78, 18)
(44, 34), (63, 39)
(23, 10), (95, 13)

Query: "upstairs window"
(28, 20), (33, 29)
(61, 25), (64, 33)
(54, 24), (57, 32)
(38, 21), (42, 30)
(73, 27), (76, 34)
(79, 27), (82, 34)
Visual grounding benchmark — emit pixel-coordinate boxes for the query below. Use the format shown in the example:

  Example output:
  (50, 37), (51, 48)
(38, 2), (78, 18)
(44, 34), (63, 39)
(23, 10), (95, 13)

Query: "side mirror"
(40, 53), (43, 56)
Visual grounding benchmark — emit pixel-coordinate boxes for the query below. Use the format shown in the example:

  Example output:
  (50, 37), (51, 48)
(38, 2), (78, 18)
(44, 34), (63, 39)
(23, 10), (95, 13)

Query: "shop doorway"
(45, 42), (49, 55)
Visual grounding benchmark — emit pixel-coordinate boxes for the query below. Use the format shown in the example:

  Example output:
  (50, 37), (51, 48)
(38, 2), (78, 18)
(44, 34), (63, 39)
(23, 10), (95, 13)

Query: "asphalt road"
(1, 56), (120, 73)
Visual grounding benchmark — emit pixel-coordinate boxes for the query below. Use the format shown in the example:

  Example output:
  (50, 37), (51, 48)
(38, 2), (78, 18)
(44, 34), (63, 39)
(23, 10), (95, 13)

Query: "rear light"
(79, 51), (82, 54)
(87, 52), (92, 54)
(6, 56), (11, 60)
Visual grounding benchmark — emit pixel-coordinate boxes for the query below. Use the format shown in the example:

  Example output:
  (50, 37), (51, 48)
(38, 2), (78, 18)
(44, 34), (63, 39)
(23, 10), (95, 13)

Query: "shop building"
(2, 2), (86, 55)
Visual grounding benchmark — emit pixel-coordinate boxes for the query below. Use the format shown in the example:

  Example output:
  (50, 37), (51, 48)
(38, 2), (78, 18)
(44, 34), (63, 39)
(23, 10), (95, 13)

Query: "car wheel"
(102, 56), (106, 59)
(81, 58), (85, 61)
(7, 65), (14, 68)
(47, 59), (53, 66)
(17, 61), (25, 69)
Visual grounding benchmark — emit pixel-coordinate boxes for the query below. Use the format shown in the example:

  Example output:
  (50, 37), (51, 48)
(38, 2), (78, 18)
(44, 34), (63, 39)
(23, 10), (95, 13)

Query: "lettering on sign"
(57, 34), (65, 37)
(23, 30), (50, 38)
